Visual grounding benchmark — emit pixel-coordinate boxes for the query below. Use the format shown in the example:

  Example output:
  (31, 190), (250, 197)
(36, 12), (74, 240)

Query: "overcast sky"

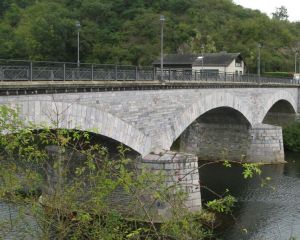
(233, 0), (300, 22)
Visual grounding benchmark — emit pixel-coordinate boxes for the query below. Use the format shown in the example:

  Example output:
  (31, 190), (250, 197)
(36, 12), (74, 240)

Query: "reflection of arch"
(164, 92), (253, 150)
(11, 101), (151, 156)
(260, 91), (297, 123)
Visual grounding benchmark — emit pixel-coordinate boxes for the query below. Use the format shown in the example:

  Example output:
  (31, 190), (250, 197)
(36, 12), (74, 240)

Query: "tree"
(0, 105), (216, 239)
(272, 6), (289, 21)
(14, 2), (75, 61)
(0, 0), (300, 78)
(0, 104), (268, 239)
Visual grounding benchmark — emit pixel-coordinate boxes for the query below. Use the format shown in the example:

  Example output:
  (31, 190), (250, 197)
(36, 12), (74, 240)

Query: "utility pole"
(201, 44), (205, 73)
(76, 21), (81, 67)
(160, 15), (165, 82)
(295, 52), (297, 73)
(257, 43), (261, 83)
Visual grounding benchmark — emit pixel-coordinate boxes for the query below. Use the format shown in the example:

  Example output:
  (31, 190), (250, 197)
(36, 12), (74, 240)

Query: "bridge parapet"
(0, 59), (297, 85)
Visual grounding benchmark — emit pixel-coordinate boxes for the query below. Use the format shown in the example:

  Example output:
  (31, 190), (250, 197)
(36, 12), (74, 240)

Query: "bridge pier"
(179, 122), (285, 164)
(179, 119), (250, 162)
(247, 124), (284, 163)
(137, 150), (201, 219)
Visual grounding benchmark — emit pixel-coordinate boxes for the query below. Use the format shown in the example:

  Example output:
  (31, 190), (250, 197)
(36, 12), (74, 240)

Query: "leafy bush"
(283, 122), (300, 152)
(0, 105), (213, 239)
(0, 105), (266, 239)
(262, 72), (293, 78)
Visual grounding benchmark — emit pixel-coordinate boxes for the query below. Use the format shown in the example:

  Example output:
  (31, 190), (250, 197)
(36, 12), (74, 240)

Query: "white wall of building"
(192, 59), (245, 75)
(193, 65), (226, 73)
(226, 59), (244, 75)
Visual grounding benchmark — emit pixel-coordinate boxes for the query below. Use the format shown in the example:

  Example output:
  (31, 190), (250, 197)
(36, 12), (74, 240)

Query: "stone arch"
(7, 101), (151, 156)
(259, 90), (297, 123)
(163, 92), (253, 150)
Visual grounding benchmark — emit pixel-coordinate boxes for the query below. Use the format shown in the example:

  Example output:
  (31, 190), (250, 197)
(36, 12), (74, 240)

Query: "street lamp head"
(160, 15), (165, 23)
(75, 20), (81, 29)
(258, 43), (262, 48)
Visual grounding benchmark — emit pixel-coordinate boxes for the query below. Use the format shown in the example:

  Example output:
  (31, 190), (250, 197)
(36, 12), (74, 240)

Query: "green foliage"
(0, 105), (213, 239)
(272, 6), (289, 21)
(160, 211), (214, 240)
(0, 0), (299, 72)
(241, 163), (262, 179)
(262, 72), (293, 78)
(0, 105), (272, 239)
(283, 122), (300, 152)
(223, 160), (232, 168)
(206, 195), (236, 214)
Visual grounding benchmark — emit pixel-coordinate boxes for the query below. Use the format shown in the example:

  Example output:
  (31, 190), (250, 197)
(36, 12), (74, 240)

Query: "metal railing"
(0, 59), (297, 85)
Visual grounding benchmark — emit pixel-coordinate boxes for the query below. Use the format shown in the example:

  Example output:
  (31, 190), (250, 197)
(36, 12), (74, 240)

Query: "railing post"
(91, 64), (94, 81)
(72, 70), (75, 81)
(77, 64), (81, 81)
(63, 63), (66, 81)
(153, 68), (156, 80)
(30, 61), (33, 81)
(169, 68), (171, 81)
(0, 67), (3, 82)
(50, 70), (54, 81)
(135, 66), (138, 81)
(115, 65), (118, 81)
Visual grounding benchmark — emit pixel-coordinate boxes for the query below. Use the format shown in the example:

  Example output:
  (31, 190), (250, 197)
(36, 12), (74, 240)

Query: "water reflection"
(199, 152), (300, 239)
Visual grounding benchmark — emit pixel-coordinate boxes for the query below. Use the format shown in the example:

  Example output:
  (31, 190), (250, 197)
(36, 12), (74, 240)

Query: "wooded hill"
(1, 0), (300, 73)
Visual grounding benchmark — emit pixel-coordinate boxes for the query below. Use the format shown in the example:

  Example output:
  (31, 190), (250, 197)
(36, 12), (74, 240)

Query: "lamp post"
(295, 52), (298, 73)
(160, 15), (165, 82)
(257, 43), (261, 83)
(197, 56), (203, 79)
(201, 44), (205, 74)
(76, 21), (81, 67)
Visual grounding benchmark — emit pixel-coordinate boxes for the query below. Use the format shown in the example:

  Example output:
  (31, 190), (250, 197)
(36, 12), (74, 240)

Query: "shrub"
(283, 122), (300, 152)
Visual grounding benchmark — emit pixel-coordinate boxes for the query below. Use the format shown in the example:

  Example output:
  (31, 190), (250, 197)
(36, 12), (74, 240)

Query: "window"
(201, 69), (219, 77)
(235, 62), (242, 67)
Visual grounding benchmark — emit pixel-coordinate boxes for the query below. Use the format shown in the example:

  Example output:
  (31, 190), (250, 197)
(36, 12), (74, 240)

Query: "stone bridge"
(1, 87), (298, 161)
(1, 86), (299, 214)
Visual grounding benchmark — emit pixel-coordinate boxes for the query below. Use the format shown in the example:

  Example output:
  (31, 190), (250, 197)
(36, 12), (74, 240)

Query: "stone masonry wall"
(180, 122), (285, 163)
(0, 88), (297, 158)
(247, 124), (285, 163)
(137, 150), (201, 219)
(180, 123), (250, 161)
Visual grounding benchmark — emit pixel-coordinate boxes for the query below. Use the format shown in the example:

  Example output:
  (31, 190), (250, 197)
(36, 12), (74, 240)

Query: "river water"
(1, 152), (300, 239)
(199, 151), (300, 239)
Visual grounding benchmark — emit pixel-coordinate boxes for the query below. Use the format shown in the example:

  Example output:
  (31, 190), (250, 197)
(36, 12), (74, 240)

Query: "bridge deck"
(0, 80), (298, 96)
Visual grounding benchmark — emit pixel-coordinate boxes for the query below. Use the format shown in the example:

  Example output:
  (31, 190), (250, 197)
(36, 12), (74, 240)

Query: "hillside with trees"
(1, 0), (300, 73)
